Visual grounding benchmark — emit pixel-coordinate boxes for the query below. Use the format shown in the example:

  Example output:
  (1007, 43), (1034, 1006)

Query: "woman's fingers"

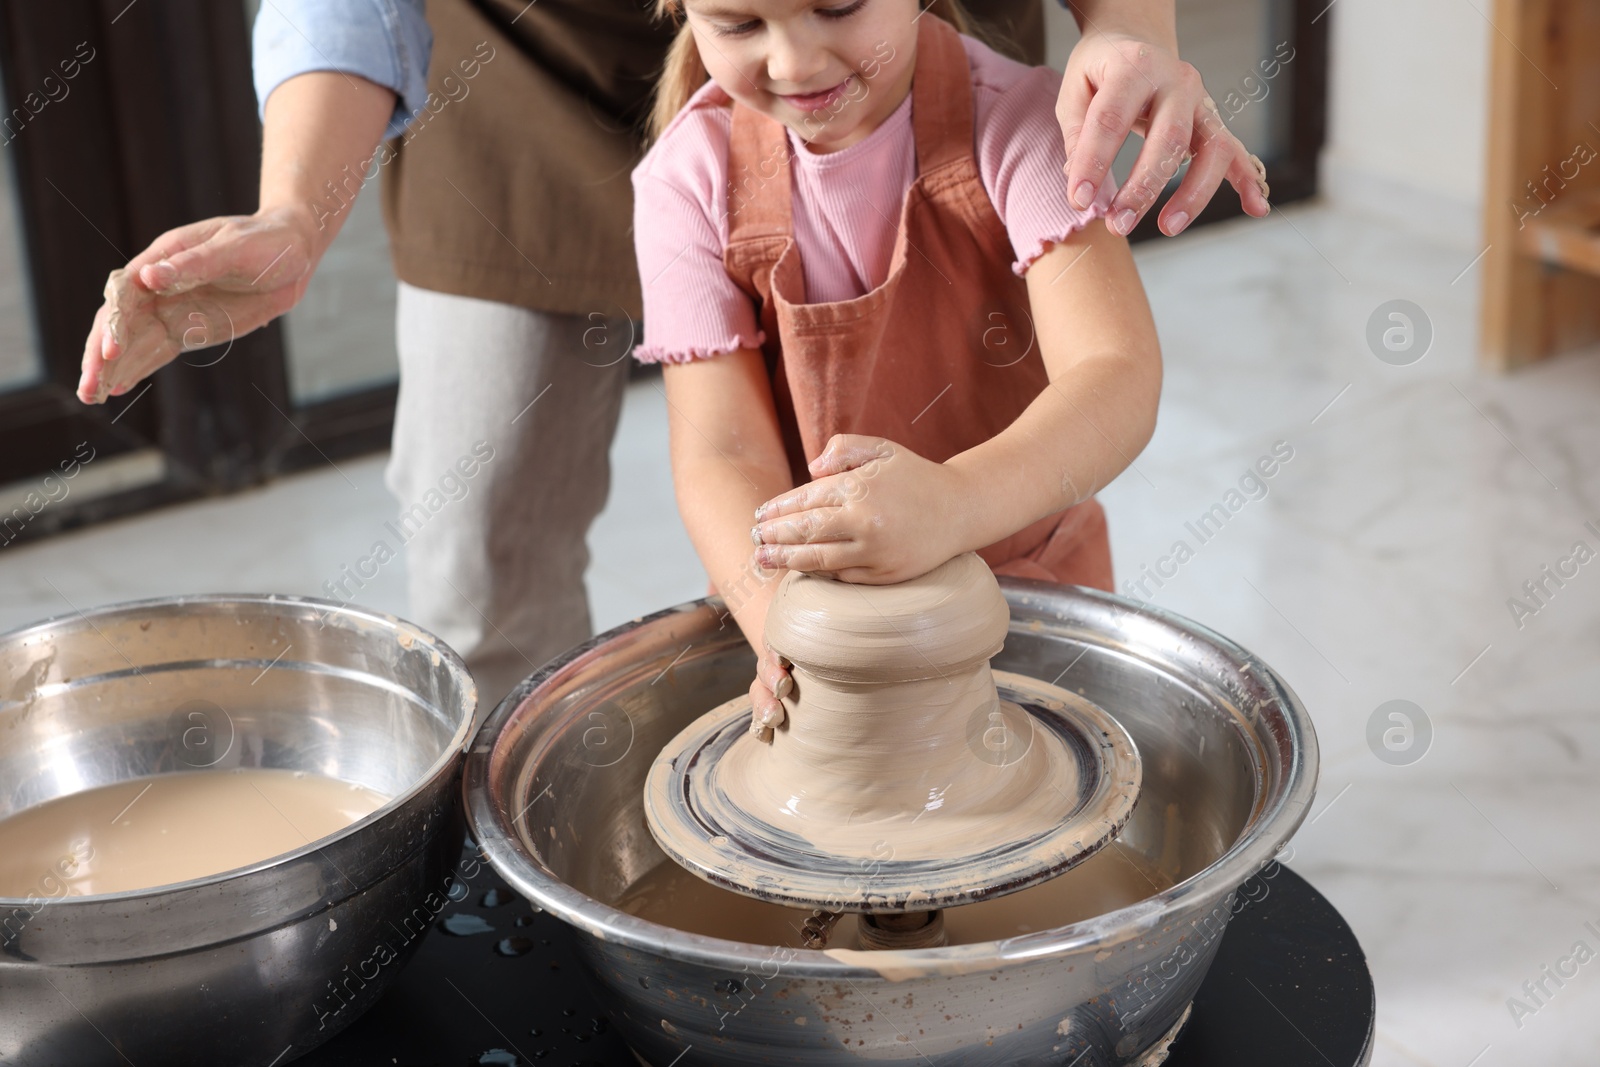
(1058, 29), (1272, 235)
(78, 265), (280, 407)
(1060, 66), (1151, 212)
(77, 309), (111, 404)
(1158, 118), (1248, 235)
(95, 315), (174, 397)
(120, 216), (229, 281)
(74, 212), (321, 408)
(1155, 95), (1272, 234)
(1108, 95), (1195, 235)
(100, 267), (145, 358)
(140, 256), (194, 294)
(145, 228), (274, 294)
(1223, 145), (1272, 218)
(1054, 69), (1094, 186)
(134, 214), (311, 297)
(79, 270), (153, 403)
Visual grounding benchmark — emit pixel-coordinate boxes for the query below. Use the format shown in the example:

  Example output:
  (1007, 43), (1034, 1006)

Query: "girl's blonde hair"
(648, 0), (977, 141)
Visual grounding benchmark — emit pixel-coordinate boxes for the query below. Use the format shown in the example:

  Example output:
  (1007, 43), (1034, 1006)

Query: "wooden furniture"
(1481, 0), (1600, 369)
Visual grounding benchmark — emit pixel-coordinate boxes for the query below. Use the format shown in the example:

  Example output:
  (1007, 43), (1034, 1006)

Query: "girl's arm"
(662, 348), (798, 733)
(752, 221), (1159, 583)
(944, 219), (1161, 549)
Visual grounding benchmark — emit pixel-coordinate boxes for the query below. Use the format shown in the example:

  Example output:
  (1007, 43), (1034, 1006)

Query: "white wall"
(1322, 0), (1491, 245)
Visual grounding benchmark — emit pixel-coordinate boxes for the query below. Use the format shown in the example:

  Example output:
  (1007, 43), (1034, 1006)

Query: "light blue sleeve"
(251, 0), (433, 141)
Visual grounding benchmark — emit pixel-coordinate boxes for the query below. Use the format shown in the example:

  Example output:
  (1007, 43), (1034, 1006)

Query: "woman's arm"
(661, 349), (799, 734)
(752, 222), (1159, 582)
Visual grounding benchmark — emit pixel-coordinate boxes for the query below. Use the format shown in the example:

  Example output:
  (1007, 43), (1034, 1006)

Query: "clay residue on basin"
(615, 840), (1173, 952)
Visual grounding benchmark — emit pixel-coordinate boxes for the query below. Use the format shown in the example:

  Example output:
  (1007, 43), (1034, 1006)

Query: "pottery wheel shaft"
(644, 553), (1143, 921)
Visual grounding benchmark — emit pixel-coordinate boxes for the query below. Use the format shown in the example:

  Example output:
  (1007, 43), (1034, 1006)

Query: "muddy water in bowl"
(0, 594), (478, 1067)
(0, 769), (388, 896)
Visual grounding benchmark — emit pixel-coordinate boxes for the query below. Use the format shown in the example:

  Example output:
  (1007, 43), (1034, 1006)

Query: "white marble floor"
(2, 201), (1597, 1066)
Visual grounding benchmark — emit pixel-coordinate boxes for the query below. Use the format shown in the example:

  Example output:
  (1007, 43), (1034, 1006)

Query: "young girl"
(632, 0), (1162, 735)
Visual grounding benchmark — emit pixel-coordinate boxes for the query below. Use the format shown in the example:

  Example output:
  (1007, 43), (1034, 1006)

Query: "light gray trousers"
(386, 282), (631, 709)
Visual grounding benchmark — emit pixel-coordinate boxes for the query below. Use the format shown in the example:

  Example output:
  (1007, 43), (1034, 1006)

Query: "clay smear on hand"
(91, 268), (153, 404)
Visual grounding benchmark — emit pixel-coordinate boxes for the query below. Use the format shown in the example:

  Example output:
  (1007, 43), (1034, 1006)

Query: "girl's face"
(683, 0), (919, 153)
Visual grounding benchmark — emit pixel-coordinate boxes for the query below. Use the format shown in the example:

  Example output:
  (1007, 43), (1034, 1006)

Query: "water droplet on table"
(440, 913), (495, 937)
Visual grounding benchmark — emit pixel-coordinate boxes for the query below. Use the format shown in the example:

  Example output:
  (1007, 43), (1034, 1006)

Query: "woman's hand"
(1056, 31), (1271, 237)
(748, 645), (792, 742)
(750, 435), (971, 584)
(77, 205), (319, 404)
(78, 69), (398, 404)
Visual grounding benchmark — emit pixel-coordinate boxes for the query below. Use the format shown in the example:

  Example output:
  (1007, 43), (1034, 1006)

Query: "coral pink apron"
(723, 16), (1112, 589)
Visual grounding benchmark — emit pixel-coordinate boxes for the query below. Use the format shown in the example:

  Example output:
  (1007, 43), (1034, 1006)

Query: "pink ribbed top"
(631, 34), (1112, 364)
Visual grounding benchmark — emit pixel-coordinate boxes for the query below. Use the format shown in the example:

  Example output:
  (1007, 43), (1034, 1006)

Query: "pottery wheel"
(645, 671), (1140, 913)
(644, 553), (1142, 915)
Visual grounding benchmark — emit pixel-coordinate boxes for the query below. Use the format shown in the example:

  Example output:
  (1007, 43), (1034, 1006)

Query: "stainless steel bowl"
(0, 595), (477, 1067)
(466, 579), (1318, 1066)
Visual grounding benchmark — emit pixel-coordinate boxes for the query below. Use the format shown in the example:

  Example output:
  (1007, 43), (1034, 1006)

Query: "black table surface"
(300, 847), (1373, 1067)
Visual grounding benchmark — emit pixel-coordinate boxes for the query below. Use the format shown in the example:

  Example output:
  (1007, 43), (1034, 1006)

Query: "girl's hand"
(751, 435), (970, 585)
(748, 645), (792, 743)
(1056, 32), (1271, 237)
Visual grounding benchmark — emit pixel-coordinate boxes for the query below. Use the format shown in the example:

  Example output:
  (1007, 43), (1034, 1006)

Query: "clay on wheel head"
(644, 552), (1142, 912)
(720, 553), (1077, 859)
